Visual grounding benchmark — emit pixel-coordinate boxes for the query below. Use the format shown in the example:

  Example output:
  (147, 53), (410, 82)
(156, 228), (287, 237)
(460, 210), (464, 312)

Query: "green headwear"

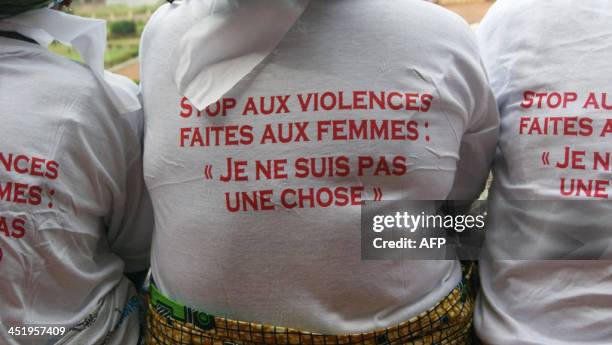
(0, 0), (55, 19)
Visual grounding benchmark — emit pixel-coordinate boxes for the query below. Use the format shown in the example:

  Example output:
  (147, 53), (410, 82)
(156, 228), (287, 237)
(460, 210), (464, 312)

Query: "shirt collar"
(174, 0), (310, 111)
(0, 9), (141, 114)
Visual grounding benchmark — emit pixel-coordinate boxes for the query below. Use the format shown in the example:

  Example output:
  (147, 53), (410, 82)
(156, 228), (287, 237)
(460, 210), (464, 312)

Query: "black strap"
(0, 30), (38, 45)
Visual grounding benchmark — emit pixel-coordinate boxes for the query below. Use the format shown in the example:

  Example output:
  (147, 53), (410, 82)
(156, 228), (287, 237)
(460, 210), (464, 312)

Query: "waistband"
(147, 266), (475, 345)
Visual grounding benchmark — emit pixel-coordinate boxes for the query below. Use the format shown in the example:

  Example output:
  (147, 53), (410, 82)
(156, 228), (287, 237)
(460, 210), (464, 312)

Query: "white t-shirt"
(0, 36), (152, 344)
(140, 0), (498, 334)
(475, 1), (612, 344)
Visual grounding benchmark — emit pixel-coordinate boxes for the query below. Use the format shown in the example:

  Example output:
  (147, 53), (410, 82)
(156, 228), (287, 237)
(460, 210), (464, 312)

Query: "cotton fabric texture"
(0, 9), (152, 345)
(475, 1), (612, 344)
(140, 0), (498, 335)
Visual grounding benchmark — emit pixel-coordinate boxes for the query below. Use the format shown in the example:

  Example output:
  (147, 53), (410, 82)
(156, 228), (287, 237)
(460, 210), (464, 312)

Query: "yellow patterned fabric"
(146, 267), (475, 345)
(145, 263), (477, 345)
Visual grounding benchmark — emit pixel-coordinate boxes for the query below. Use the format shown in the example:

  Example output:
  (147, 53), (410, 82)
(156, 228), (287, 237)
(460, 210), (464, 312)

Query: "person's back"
(0, 11), (151, 344)
(475, 1), (612, 344)
(141, 0), (498, 341)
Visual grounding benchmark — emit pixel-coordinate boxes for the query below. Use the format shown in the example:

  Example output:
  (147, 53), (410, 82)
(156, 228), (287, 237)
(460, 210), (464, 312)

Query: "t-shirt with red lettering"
(140, 0), (498, 334)
(0, 35), (152, 344)
(475, 1), (612, 344)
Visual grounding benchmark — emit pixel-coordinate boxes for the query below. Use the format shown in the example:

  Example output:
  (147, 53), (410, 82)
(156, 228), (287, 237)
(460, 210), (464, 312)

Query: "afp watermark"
(361, 199), (612, 260)
(361, 200), (487, 260)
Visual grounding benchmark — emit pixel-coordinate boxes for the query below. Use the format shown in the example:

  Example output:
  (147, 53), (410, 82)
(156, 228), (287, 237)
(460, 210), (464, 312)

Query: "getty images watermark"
(361, 200), (612, 260)
(361, 200), (487, 260)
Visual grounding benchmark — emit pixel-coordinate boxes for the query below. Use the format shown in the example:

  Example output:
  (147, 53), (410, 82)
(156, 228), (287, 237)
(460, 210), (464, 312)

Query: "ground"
(112, 56), (141, 81)
(111, 1), (494, 81)
(444, 2), (493, 25)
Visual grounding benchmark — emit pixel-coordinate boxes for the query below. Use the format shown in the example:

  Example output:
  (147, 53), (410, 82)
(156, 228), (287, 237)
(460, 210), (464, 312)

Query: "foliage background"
(49, 0), (161, 72)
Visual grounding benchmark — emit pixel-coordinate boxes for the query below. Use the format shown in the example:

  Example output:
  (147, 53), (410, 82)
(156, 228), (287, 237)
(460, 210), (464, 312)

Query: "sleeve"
(446, 26), (500, 202)
(474, 0), (515, 107)
(104, 87), (154, 274)
(107, 134), (154, 274)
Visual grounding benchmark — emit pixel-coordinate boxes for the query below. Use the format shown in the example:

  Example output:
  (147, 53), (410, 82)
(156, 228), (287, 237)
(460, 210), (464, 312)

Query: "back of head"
(0, 0), (53, 18)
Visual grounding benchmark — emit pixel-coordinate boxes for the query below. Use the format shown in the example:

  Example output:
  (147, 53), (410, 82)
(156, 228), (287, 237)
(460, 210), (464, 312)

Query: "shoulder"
(142, 0), (214, 49)
(350, 0), (480, 58)
(371, 0), (475, 40)
(41, 50), (103, 99)
(38, 51), (143, 141)
(478, 0), (539, 39)
(140, 0), (215, 81)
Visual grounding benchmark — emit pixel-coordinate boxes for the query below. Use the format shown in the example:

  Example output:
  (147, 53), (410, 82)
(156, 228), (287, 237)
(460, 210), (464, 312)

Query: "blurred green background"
(49, 0), (163, 81)
(48, 0), (492, 82)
